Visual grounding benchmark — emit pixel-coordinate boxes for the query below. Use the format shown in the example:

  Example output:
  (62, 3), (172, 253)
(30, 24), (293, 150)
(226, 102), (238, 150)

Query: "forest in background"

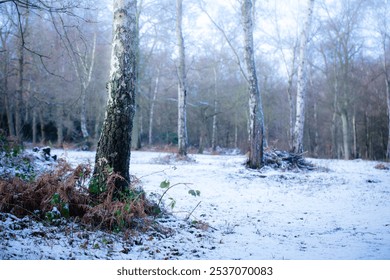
(1, 0), (390, 160)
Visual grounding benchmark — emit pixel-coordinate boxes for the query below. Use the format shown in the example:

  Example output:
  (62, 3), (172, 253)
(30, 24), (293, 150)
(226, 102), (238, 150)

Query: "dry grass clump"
(374, 163), (390, 170)
(0, 160), (89, 217)
(0, 160), (158, 233)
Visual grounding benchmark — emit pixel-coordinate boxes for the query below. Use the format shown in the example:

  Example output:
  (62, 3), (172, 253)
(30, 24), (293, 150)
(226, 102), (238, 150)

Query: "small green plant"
(89, 176), (108, 195)
(45, 208), (62, 223)
(157, 179), (200, 212)
(88, 162), (113, 195)
(48, 192), (70, 219)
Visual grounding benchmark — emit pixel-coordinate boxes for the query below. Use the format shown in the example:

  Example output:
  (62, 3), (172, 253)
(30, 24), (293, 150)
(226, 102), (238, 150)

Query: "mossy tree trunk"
(92, 0), (138, 196)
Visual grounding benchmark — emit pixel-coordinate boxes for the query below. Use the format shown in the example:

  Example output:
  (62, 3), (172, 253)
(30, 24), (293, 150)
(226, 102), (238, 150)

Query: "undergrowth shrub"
(0, 131), (36, 181)
(0, 159), (158, 233)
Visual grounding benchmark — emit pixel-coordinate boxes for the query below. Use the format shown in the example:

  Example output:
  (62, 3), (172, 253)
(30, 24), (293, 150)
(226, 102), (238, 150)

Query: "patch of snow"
(1, 150), (389, 259)
(0, 148), (58, 180)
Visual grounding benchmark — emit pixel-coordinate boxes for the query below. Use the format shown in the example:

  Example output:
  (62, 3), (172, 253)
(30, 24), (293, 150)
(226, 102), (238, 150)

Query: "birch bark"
(292, 0), (315, 154)
(241, 0), (265, 169)
(93, 0), (138, 195)
(380, 15), (390, 159)
(70, 33), (97, 140)
(176, 0), (188, 156)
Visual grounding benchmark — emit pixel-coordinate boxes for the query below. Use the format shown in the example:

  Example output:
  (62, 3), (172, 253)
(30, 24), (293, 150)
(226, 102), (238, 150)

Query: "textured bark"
(176, 0), (188, 156)
(93, 0), (138, 193)
(241, 0), (265, 169)
(292, 0), (315, 154)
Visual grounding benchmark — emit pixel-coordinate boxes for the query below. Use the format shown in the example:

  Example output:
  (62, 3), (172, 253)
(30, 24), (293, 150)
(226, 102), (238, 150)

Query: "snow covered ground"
(1, 149), (389, 260)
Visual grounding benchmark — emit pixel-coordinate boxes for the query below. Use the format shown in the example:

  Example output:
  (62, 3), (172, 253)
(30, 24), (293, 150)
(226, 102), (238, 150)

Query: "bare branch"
(198, 0), (248, 82)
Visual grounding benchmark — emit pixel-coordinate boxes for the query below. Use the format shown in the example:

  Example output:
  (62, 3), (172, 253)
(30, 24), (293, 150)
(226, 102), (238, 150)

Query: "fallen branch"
(263, 149), (316, 171)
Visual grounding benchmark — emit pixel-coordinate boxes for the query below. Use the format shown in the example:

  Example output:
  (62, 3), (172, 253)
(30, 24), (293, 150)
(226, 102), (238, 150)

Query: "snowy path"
(1, 150), (389, 259)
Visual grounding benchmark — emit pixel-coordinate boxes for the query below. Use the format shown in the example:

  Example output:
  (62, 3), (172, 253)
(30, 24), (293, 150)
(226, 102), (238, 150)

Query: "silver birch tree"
(292, 0), (315, 154)
(241, 0), (265, 169)
(383, 41), (390, 160)
(70, 33), (97, 140)
(92, 0), (138, 195)
(376, 0), (390, 159)
(176, 0), (188, 156)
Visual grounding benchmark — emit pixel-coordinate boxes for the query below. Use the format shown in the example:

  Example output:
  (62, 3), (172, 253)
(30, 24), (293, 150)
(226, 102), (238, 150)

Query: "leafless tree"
(176, 0), (188, 156)
(292, 0), (315, 154)
(241, 0), (265, 168)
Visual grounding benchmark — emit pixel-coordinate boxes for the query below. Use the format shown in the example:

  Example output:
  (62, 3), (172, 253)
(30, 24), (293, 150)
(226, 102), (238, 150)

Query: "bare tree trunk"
(176, 0), (188, 156)
(4, 93), (15, 138)
(287, 72), (295, 150)
(93, 0), (138, 195)
(352, 111), (357, 158)
(292, 0), (315, 153)
(148, 69), (160, 146)
(365, 109), (370, 159)
(1, 47), (15, 137)
(377, 0), (390, 159)
(39, 110), (45, 144)
(340, 110), (349, 160)
(309, 66), (319, 157)
(331, 110), (338, 158)
(0, 27), (14, 137)
(14, 7), (31, 143)
(211, 67), (218, 152)
(198, 106), (208, 154)
(32, 108), (37, 145)
(241, 0), (265, 169)
(383, 42), (390, 159)
(313, 99), (319, 157)
(70, 33), (97, 140)
(56, 107), (64, 147)
(80, 87), (89, 139)
(386, 79), (390, 159)
(15, 37), (24, 142)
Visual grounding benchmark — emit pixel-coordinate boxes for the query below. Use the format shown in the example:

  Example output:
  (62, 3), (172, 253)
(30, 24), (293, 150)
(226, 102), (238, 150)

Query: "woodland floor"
(1, 149), (389, 260)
